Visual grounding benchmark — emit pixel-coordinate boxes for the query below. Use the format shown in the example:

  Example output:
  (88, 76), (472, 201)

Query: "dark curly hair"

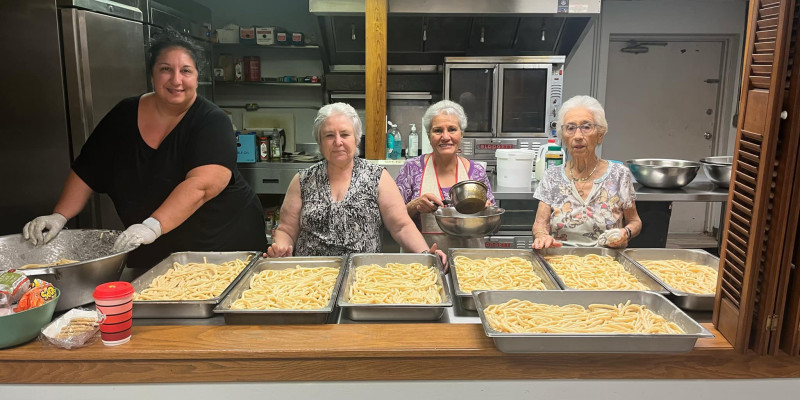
(147, 27), (206, 79)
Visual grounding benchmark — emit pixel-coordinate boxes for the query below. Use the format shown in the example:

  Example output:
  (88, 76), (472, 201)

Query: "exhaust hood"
(310, 0), (600, 72)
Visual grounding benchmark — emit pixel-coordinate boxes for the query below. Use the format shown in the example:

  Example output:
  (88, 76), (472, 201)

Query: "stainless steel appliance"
(0, 0), (148, 234)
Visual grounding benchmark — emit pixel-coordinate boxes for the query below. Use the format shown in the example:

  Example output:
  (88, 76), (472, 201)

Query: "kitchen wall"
(564, 0), (747, 156)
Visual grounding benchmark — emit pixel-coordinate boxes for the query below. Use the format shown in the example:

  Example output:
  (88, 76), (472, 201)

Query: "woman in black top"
(22, 29), (267, 269)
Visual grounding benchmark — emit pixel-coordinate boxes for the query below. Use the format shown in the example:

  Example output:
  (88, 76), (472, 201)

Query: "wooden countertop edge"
(3, 322), (800, 382)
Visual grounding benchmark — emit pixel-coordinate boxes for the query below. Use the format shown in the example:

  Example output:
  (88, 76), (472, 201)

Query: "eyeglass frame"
(560, 123), (598, 136)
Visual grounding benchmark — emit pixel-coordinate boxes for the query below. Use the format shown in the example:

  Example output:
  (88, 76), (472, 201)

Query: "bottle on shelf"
(390, 123), (402, 160)
(407, 123), (419, 158)
(258, 132), (269, 161)
(386, 121), (395, 159)
(545, 141), (564, 169)
(535, 139), (556, 181)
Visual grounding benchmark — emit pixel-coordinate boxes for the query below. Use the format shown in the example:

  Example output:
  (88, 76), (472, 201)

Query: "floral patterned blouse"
(395, 155), (495, 224)
(294, 157), (384, 256)
(533, 162), (636, 246)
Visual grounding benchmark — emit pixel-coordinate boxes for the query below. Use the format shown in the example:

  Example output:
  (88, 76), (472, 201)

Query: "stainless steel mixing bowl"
(626, 159), (701, 189)
(0, 230), (133, 311)
(434, 206), (504, 238)
(449, 180), (489, 214)
(700, 156), (733, 188)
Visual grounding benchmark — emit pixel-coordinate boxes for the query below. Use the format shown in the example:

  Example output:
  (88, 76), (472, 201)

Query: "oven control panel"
(484, 236), (533, 249)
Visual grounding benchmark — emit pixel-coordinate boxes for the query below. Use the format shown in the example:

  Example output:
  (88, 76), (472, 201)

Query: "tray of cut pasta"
(473, 290), (713, 353)
(535, 247), (668, 295)
(214, 256), (347, 324)
(448, 248), (560, 311)
(622, 249), (720, 311)
(131, 251), (258, 318)
(337, 253), (452, 321)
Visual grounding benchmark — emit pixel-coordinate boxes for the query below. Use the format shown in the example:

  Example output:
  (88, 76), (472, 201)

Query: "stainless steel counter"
(238, 160), (729, 202)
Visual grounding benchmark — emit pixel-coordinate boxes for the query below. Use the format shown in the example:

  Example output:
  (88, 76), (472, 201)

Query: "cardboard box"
(256, 27), (275, 45)
(216, 24), (239, 44)
(236, 133), (257, 163)
(240, 27), (256, 44)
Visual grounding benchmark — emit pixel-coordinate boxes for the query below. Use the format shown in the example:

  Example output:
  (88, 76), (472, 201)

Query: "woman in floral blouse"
(532, 95), (641, 248)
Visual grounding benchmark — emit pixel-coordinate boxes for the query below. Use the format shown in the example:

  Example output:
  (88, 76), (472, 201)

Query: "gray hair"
(313, 102), (363, 156)
(556, 95), (609, 141)
(422, 100), (468, 138)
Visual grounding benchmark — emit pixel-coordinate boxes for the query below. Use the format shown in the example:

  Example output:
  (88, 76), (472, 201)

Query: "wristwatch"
(624, 227), (632, 239)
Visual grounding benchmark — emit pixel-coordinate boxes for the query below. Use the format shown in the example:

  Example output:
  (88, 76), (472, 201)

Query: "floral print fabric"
(533, 162), (636, 246)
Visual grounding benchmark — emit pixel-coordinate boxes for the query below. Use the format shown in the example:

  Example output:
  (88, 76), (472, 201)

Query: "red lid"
(93, 281), (134, 300)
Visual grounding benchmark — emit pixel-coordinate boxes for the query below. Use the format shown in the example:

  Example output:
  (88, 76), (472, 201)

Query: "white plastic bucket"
(495, 149), (536, 188)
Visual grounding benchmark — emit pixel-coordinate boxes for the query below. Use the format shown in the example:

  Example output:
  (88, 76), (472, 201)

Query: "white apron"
(418, 155), (484, 252)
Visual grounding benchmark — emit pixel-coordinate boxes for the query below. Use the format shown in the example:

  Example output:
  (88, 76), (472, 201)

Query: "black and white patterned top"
(295, 157), (384, 256)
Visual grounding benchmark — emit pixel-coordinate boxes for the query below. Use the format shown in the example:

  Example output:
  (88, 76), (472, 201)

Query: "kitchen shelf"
(216, 81), (322, 87)
(214, 43), (320, 50)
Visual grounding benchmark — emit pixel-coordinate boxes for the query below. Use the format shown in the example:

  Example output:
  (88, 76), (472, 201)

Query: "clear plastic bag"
(40, 308), (104, 349)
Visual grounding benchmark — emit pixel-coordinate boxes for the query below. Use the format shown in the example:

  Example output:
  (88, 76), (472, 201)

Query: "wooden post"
(365, 0), (387, 159)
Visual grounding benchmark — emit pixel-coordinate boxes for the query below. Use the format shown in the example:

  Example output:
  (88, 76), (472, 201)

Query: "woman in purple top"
(395, 100), (495, 251)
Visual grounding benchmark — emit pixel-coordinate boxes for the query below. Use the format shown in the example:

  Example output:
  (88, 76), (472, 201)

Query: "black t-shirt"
(73, 95), (267, 268)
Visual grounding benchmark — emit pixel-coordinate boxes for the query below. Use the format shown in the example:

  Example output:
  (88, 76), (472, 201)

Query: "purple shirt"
(395, 155), (495, 207)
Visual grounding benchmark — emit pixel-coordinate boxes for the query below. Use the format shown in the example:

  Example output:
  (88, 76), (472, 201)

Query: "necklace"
(570, 159), (599, 182)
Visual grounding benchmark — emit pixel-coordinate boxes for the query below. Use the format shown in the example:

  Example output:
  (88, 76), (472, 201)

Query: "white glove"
(22, 213), (67, 246)
(113, 217), (162, 252)
(597, 228), (625, 247)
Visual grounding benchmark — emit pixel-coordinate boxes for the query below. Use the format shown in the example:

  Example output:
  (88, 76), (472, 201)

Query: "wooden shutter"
(778, 2), (800, 355)
(712, 0), (797, 354)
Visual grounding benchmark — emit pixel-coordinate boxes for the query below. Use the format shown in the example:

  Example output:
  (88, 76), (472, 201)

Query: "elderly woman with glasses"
(532, 95), (641, 249)
(268, 103), (446, 264)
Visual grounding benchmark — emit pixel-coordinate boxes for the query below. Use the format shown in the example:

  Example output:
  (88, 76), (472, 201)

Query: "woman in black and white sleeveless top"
(268, 103), (446, 263)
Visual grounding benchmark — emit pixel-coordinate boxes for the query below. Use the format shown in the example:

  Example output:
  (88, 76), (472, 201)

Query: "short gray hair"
(422, 100), (468, 138)
(313, 103), (363, 155)
(556, 95), (609, 141)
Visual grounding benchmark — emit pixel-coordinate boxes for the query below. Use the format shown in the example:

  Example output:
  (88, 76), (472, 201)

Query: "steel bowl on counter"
(626, 158), (701, 189)
(449, 180), (488, 214)
(434, 206), (504, 238)
(0, 230), (133, 311)
(700, 156), (733, 188)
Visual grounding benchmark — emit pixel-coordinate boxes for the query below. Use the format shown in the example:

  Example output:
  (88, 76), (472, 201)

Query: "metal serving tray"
(131, 251), (258, 318)
(214, 256), (347, 324)
(623, 249), (720, 311)
(473, 290), (713, 353)
(535, 247), (668, 294)
(337, 253), (453, 321)
(448, 248), (560, 311)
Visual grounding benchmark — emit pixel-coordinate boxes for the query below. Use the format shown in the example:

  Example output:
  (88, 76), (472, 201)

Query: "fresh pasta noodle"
(133, 256), (251, 301)
(639, 260), (717, 294)
(19, 258), (78, 270)
(348, 263), (442, 304)
(484, 299), (685, 334)
(544, 254), (648, 290)
(230, 266), (339, 310)
(453, 256), (547, 292)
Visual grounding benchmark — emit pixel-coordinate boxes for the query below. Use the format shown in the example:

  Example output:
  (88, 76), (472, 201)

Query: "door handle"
(262, 178), (280, 184)
(704, 132), (712, 140)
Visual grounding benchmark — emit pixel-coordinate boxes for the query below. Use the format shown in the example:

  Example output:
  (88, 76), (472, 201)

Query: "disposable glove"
(112, 217), (162, 252)
(22, 213), (67, 246)
(597, 228), (626, 248)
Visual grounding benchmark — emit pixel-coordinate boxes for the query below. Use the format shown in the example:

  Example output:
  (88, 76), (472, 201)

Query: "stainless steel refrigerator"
(0, 0), (148, 235)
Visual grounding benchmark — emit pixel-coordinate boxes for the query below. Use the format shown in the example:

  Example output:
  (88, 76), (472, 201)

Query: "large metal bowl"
(700, 156), (732, 188)
(434, 206), (504, 238)
(449, 180), (488, 214)
(0, 230), (133, 311)
(626, 159), (701, 189)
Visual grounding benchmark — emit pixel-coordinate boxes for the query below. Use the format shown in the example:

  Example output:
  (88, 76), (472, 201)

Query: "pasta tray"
(473, 290), (713, 353)
(337, 253), (453, 321)
(214, 256), (347, 324)
(131, 251), (258, 318)
(448, 248), (560, 311)
(535, 247), (668, 294)
(623, 249), (720, 311)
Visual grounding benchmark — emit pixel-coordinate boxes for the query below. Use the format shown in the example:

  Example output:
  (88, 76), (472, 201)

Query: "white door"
(603, 40), (723, 234)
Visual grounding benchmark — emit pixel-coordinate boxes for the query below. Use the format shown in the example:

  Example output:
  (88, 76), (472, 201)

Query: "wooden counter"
(2, 322), (800, 383)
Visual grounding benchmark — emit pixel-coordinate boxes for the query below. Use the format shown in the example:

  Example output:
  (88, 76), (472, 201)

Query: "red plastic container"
(243, 56), (261, 82)
(102, 309), (133, 325)
(93, 282), (134, 346)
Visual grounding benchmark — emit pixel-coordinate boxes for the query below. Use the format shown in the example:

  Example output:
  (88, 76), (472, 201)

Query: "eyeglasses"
(561, 123), (596, 136)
